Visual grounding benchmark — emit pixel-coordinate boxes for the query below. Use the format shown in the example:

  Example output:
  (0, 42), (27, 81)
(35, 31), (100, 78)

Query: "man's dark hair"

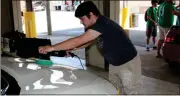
(75, 1), (101, 18)
(151, 0), (158, 4)
(158, 0), (165, 4)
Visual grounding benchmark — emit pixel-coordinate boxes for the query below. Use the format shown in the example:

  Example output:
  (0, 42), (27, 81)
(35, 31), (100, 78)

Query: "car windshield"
(34, 2), (43, 6)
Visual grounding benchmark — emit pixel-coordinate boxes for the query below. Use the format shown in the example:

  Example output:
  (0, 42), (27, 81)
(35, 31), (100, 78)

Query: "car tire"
(168, 62), (178, 68)
(164, 58), (174, 68)
(179, 64), (180, 77)
(165, 59), (180, 76)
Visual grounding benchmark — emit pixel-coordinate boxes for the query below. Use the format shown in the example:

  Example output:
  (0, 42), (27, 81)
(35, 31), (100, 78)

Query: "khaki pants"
(158, 26), (170, 40)
(109, 54), (142, 95)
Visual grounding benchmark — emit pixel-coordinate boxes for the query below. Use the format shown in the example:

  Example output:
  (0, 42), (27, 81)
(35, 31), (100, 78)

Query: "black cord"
(68, 52), (85, 70)
(74, 55), (85, 70)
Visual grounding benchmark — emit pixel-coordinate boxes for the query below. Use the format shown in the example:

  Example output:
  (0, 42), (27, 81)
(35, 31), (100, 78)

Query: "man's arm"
(147, 16), (157, 24)
(171, 4), (178, 15)
(172, 10), (180, 16)
(147, 9), (157, 25)
(51, 29), (101, 51)
(72, 41), (95, 51)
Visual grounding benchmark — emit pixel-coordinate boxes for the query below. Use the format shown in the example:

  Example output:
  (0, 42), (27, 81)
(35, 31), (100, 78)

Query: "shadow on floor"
(139, 50), (180, 85)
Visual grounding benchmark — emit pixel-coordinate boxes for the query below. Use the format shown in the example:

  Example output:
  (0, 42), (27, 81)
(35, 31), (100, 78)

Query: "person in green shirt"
(156, 0), (176, 58)
(174, 4), (180, 26)
(146, 0), (158, 51)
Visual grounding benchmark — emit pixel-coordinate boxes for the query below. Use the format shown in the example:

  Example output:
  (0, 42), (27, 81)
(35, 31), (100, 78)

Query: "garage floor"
(87, 46), (180, 94)
(37, 30), (180, 94)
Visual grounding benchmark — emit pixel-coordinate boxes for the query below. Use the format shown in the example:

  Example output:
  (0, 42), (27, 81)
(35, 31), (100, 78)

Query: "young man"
(156, 0), (176, 58)
(146, 0), (158, 51)
(39, 1), (142, 94)
(174, 4), (180, 26)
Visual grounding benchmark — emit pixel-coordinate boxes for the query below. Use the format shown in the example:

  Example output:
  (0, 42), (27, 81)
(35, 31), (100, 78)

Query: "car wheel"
(179, 64), (180, 76)
(164, 58), (174, 68)
(169, 62), (178, 68)
(165, 59), (180, 75)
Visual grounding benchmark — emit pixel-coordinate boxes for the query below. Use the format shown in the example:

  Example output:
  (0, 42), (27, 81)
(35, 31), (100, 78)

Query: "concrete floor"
(138, 46), (180, 85)
(80, 46), (180, 94)
(37, 29), (180, 94)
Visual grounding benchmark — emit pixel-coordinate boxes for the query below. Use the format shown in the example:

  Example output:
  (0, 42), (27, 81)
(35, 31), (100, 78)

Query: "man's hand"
(147, 16), (158, 26)
(38, 45), (54, 54)
(172, 11), (180, 16)
(172, 10), (176, 15)
(154, 22), (158, 26)
(65, 50), (72, 57)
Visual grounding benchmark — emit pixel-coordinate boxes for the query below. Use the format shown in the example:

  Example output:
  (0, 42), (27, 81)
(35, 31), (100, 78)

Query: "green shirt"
(146, 7), (158, 27)
(176, 7), (180, 26)
(158, 2), (175, 28)
(157, 3), (163, 18)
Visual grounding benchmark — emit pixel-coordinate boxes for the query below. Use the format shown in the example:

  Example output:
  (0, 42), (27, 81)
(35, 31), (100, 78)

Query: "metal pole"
(46, 1), (52, 35)
(123, 0), (125, 8)
(126, 0), (128, 8)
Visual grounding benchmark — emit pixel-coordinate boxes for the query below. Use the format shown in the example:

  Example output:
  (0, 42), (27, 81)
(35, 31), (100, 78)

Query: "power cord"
(68, 52), (85, 70)
(75, 55), (85, 70)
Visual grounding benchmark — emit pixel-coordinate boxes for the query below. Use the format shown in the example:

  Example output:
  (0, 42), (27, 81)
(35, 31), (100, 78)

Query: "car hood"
(1, 57), (117, 95)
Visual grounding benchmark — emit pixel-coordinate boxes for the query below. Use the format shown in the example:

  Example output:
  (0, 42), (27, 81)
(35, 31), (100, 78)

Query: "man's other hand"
(38, 45), (54, 54)
(154, 22), (158, 26)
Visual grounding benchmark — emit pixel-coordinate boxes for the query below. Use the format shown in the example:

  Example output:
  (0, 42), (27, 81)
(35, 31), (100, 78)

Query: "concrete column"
(12, 1), (23, 32)
(110, 1), (120, 24)
(86, 0), (110, 70)
(104, 0), (110, 18)
(92, 1), (120, 23)
(0, 0), (1, 35)
(85, 0), (122, 70)
(1, 0), (15, 36)
(84, 0), (124, 70)
(46, 1), (52, 35)
(92, 1), (104, 15)
(26, 0), (33, 11)
(98, 1), (104, 15)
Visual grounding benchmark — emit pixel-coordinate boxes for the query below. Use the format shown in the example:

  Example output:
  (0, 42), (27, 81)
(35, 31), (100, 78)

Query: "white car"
(33, 5), (45, 11)
(1, 57), (117, 95)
